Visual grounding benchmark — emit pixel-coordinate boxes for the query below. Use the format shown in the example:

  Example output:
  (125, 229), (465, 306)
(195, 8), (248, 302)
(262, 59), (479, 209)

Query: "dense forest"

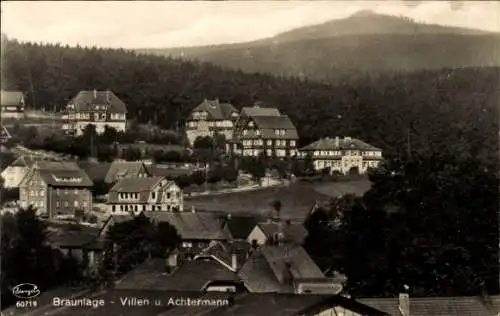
(2, 39), (499, 168)
(141, 12), (500, 83)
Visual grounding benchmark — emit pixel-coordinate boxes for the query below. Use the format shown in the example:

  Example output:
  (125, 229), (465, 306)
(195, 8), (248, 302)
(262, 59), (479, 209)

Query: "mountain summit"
(137, 12), (499, 83)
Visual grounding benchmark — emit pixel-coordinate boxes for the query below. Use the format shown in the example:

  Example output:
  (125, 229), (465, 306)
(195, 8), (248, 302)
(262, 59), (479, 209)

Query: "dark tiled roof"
(1, 90), (25, 106)
(142, 211), (227, 241)
(68, 90), (127, 114)
(359, 295), (500, 316)
(34, 161), (81, 170)
(104, 161), (148, 183)
(146, 165), (193, 178)
(256, 222), (308, 245)
(10, 155), (50, 167)
(19, 289), (389, 316)
(99, 214), (135, 236)
(240, 115), (299, 140)
(116, 257), (240, 291)
(77, 161), (112, 182)
(191, 99), (239, 120)
(47, 225), (100, 248)
(38, 168), (94, 187)
(239, 245), (326, 293)
(301, 137), (381, 151)
(224, 216), (259, 239)
(108, 177), (176, 204)
(241, 106), (281, 117)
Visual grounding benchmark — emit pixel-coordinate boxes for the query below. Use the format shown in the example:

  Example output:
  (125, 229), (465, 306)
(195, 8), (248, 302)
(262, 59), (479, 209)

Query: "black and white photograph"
(0, 1), (499, 315)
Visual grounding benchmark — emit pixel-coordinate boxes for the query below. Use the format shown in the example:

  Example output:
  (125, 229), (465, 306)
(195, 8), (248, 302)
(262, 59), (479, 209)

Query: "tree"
(193, 136), (213, 150)
(122, 147), (142, 161)
(99, 125), (120, 144)
(100, 214), (181, 282)
(308, 154), (499, 297)
(1, 207), (74, 308)
(271, 199), (282, 219)
(246, 154), (267, 184)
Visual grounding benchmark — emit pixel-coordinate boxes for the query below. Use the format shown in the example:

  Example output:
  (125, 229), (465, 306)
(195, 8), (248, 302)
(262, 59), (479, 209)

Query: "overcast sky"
(1, 1), (499, 48)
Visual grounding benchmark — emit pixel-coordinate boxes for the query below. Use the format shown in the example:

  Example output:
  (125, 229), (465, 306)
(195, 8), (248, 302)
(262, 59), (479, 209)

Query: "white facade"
(62, 120), (126, 136)
(108, 180), (184, 215)
(1, 166), (30, 188)
(300, 137), (383, 175)
(246, 225), (268, 246)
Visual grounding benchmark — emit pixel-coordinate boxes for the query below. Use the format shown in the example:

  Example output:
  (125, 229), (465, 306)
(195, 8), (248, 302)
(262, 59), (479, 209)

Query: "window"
(243, 129), (248, 136)
(83, 201), (88, 207)
(267, 140), (273, 146)
(280, 129), (285, 136)
(56, 202), (60, 208)
(30, 190), (35, 196)
(74, 189), (79, 195)
(64, 201), (69, 207)
(65, 190), (69, 195)
(290, 140), (296, 147)
(182, 242), (193, 248)
(167, 193), (171, 199)
(56, 188), (61, 195)
(151, 192), (156, 199)
(274, 129), (279, 135)
(112, 205), (116, 212)
(74, 201), (79, 207)
(255, 129), (261, 136)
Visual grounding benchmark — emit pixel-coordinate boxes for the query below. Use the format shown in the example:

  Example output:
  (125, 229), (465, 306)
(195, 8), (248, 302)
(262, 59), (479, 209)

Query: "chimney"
(398, 293), (410, 316)
(231, 253), (238, 271)
(335, 136), (340, 148)
(93, 89), (97, 98)
(166, 252), (179, 274)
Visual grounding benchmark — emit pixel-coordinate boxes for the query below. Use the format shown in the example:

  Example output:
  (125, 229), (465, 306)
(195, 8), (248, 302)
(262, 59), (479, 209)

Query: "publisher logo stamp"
(12, 283), (41, 299)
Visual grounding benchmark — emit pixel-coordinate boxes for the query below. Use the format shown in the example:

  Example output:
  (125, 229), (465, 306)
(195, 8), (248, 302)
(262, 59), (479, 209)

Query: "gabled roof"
(0, 126), (12, 140)
(47, 225), (100, 248)
(238, 245), (326, 293)
(99, 214), (135, 237)
(38, 169), (94, 187)
(116, 257), (240, 291)
(191, 99), (239, 120)
(110, 176), (165, 192)
(142, 211), (227, 241)
(224, 216), (259, 239)
(301, 137), (381, 151)
(241, 106), (281, 117)
(68, 90), (127, 113)
(358, 295), (500, 316)
(104, 160), (148, 183)
(255, 221), (308, 245)
(1, 90), (25, 106)
(9, 155), (48, 168)
(34, 161), (80, 170)
(108, 177), (176, 204)
(240, 115), (299, 140)
(77, 161), (112, 182)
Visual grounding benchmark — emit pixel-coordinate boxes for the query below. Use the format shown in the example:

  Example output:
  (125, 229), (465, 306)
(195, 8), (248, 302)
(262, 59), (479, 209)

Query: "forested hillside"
(2, 39), (499, 166)
(139, 12), (500, 83)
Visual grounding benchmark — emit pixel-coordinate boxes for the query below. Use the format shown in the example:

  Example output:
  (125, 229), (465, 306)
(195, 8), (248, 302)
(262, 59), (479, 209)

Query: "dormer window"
(256, 129), (261, 136)
(248, 121), (254, 127)
(274, 129), (279, 135)
(280, 129), (285, 136)
(243, 129), (248, 136)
